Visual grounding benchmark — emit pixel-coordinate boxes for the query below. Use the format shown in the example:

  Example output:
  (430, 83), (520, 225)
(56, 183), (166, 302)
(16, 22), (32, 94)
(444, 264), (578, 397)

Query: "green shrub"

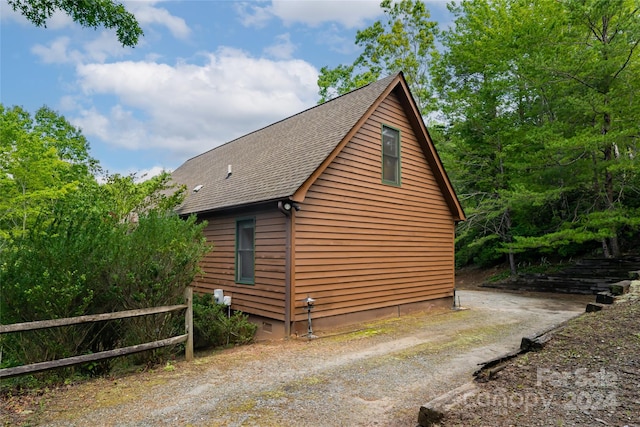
(192, 293), (257, 349)
(0, 177), (209, 376)
(224, 311), (258, 346)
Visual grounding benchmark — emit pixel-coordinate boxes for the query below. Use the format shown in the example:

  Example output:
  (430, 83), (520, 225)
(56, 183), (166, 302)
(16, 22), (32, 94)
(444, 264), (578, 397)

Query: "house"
(171, 72), (465, 338)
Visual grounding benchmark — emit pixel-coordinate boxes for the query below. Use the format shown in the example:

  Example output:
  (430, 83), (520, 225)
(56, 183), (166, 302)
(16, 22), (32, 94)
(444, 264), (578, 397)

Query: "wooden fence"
(0, 287), (193, 380)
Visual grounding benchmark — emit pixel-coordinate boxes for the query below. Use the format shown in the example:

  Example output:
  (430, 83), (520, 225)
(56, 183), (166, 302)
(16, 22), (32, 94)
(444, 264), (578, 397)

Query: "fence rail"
(0, 287), (193, 380)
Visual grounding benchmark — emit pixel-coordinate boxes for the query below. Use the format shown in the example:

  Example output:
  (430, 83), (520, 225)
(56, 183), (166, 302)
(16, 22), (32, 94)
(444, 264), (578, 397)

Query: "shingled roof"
(171, 73), (399, 215)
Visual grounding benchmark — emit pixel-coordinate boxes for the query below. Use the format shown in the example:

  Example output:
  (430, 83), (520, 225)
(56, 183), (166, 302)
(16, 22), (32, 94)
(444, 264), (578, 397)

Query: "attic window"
(381, 125), (401, 186)
(193, 184), (203, 193)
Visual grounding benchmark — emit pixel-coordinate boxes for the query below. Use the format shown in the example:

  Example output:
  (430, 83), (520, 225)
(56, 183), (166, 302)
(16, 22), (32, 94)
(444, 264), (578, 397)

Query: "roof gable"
(171, 74), (397, 215)
(171, 72), (464, 221)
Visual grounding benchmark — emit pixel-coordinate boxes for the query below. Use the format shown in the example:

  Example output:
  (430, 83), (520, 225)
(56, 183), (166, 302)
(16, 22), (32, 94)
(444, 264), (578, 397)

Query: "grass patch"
(401, 322), (507, 357)
(227, 398), (257, 413)
(487, 261), (573, 282)
(324, 307), (471, 343)
(259, 389), (287, 399)
(301, 376), (323, 386)
(488, 270), (512, 282)
(328, 327), (391, 342)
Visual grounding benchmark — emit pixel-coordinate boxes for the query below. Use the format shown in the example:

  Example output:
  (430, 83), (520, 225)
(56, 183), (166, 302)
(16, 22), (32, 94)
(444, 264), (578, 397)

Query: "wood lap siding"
(195, 209), (287, 320)
(294, 91), (455, 321)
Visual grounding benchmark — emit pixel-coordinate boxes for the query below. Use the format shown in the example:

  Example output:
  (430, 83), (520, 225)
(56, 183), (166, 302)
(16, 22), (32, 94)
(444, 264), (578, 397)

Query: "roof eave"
(177, 196), (291, 218)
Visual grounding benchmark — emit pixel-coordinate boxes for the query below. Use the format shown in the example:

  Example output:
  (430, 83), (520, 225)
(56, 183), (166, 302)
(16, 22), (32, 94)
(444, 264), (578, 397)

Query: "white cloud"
(83, 31), (132, 63)
(59, 95), (82, 111)
(46, 10), (74, 29)
(3, 0), (188, 37)
(235, 2), (274, 28)
(0, 0), (72, 28)
(317, 24), (360, 55)
(71, 47), (319, 164)
(73, 107), (111, 141)
(136, 166), (168, 182)
(0, 0), (27, 24)
(26, 1), (190, 66)
(95, 165), (168, 184)
(145, 52), (163, 62)
(31, 31), (132, 65)
(264, 33), (296, 59)
(237, 0), (383, 29)
(31, 37), (77, 64)
(127, 1), (191, 39)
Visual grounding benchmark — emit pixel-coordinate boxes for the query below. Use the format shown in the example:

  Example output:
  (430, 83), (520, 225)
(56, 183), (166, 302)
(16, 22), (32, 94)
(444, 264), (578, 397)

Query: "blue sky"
(1, 0), (452, 178)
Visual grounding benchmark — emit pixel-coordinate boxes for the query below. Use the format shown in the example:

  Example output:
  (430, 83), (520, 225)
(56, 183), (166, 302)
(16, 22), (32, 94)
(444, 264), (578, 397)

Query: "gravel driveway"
(34, 290), (590, 427)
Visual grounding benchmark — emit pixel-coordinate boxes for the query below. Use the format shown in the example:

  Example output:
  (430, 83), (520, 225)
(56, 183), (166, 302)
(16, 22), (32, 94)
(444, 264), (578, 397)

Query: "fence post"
(184, 286), (194, 361)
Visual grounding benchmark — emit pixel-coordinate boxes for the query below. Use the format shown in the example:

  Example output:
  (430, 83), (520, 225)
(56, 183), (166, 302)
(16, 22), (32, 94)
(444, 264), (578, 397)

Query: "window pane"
(383, 157), (398, 182)
(382, 129), (398, 156)
(383, 138), (397, 156)
(239, 225), (253, 250)
(238, 251), (253, 281)
(382, 126), (400, 184)
(236, 220), (254, 282)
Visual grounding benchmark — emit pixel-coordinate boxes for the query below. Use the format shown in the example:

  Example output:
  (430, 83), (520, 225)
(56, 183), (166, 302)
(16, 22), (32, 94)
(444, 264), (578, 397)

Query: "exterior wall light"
(278, 200), (300, 215)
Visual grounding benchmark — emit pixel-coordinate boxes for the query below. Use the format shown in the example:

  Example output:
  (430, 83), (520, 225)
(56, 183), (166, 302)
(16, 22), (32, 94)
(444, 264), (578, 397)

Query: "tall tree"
(317, 0), (438, 114)
(498, 0), (640, 258)
(7, 0), (143, 47)
(0, 105), (99, 246)
(435, 0), (640, 264)
(545, 0), (640, 257)
(433, 0), (550, 272)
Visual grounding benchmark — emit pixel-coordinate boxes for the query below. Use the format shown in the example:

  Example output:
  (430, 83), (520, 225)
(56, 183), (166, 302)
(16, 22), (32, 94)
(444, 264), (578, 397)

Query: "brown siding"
(293, 90), (455, 321)
(195, 207), (287, 320)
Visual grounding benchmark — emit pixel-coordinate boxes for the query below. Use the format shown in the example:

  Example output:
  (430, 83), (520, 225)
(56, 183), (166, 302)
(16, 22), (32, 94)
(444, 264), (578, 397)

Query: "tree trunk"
(602, 238), (611, 259)
(609, 236), (621, 258)
(508, 250), (517, 277)
(504, 208), (517, 276)
(602, 110), (621, 258)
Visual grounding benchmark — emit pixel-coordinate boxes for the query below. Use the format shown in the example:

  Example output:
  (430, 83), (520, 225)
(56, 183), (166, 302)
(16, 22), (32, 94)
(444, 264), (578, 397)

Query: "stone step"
(596, 291), (615, 304)
(482, 257), (640, 295)
(609, 280), (631, 296)
(586, 302), (605, 312)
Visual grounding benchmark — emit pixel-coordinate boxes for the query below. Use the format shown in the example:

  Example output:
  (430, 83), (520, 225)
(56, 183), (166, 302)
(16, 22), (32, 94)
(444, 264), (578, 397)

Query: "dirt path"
(11, 290), (591, 427)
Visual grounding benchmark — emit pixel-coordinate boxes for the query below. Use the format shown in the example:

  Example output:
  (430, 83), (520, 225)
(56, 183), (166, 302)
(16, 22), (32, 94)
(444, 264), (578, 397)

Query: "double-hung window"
(236, 218), (255, 284)
(382, 125), (401, 185)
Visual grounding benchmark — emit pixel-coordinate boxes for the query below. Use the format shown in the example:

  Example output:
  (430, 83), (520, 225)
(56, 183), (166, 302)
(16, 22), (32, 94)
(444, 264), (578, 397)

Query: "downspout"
(284, 207), (292, 337)
(278, 199), (298, 337)
(290, 207), (296, 336)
